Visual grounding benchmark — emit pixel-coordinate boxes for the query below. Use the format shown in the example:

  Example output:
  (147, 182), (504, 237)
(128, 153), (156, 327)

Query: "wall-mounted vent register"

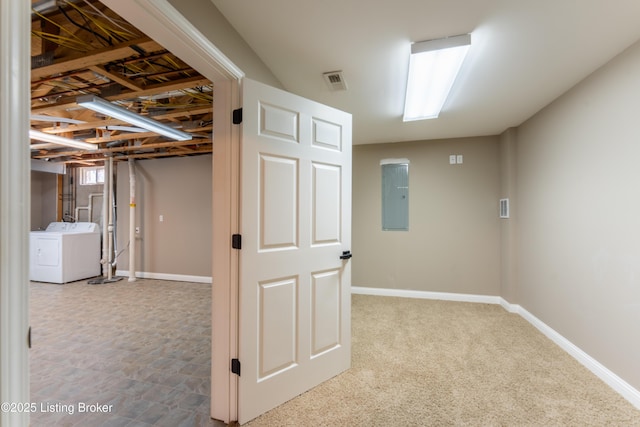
(499, 198), (510, 219)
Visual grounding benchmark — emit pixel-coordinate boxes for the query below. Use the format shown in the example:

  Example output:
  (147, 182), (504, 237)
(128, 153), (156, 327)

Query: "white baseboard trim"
(351, 286), (640, 410)
(351, 286), (501, 305)
(115, 270), (212, 284)
(499, 298), (640, 410)
(499, 298), (521, 313)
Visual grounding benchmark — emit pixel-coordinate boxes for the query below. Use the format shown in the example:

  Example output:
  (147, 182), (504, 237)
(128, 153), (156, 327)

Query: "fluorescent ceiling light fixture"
(76, 95), (192, 141)
(30, 114), (86, 124)
(99, 126), (148, 133)
(29, 129), (98, 151)
(403, 34), (471, 121)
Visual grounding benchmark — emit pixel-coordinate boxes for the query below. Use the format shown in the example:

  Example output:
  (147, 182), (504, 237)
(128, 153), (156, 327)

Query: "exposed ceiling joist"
(30, 0), (212, 164)
(31, 37), (161, 80)
(87, 65), (143, 91)
(31, 76), (211, 113)
(32, 139), (213, 160)
(35, 106), (212, 134)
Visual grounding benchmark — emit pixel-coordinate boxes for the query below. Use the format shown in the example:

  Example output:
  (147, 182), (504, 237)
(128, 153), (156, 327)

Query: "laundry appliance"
(30, 222), (101, 283)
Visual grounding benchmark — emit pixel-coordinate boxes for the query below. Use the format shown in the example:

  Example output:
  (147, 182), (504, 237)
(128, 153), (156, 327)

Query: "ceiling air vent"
(323, 70), (348, 91)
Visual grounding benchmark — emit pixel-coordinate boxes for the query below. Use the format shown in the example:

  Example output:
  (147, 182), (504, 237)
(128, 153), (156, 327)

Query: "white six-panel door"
(238, 78), (352, 424)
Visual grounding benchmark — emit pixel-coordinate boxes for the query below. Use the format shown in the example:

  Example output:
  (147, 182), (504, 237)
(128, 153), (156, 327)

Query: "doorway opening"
(28, 0), (224, 424)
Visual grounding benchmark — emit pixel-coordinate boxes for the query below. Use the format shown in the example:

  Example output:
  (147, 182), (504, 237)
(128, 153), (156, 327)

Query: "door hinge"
(27, 326), (31, 349)
(232, 234), (242, 250)
(232, 108), (243, 125)
(231, 358), (241, 376)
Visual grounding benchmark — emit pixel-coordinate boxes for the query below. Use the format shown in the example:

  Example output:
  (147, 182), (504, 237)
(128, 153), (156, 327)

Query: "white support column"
(107, 157), (114, 281)
(128, 158), (137, 282)
(102, 158), (110, 277)
(0, 0), (31, 426)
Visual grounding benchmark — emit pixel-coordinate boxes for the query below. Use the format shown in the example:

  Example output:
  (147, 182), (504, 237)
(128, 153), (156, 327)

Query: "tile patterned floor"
(29, 278), (226, 427)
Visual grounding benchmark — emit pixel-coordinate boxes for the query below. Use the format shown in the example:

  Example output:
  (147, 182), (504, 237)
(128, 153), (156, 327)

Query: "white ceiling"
(211, 0), (640, 145)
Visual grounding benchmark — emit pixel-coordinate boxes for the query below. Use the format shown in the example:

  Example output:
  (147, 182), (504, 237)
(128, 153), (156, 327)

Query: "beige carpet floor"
(244, 294), (640, 426)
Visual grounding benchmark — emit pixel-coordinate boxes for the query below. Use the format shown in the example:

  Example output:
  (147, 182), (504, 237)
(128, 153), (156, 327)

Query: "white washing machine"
(30, 222), (101, 284)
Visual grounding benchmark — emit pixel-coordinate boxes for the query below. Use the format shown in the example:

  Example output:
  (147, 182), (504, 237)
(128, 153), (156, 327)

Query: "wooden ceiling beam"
(31, 81), (104, 101)
(57, 144), (212, 163)
(86, 131), (157, 143)
(31, 53), (167, 87)
(148, 106), (212, 119)
(106, 77), (211, 100)
(38, 16), (60, 55)
(87, 65), (143, 91)
(35, 118), (123, 133)
(29, 2), (211, 164)
(32, 139), (212, 159)
(31, 37), (162, 80)
(31, 82), (57, 100)
(185, 125), (213, 132)
(86, 128), (211, 144)
(31, 76), (211, 113)
(114, 146), (212, 161)
(35, 106), (211, 134)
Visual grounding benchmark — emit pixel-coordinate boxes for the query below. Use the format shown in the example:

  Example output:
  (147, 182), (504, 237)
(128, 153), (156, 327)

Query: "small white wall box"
(499, 198), (510, 218)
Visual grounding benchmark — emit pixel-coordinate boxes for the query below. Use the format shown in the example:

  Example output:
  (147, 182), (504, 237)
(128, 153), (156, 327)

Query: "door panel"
(258, 276), (298, 379)
(239, 78), (351, 424)
(259, 154), (298, 250)
(312, 163), (341, 245)
(311, 269), (341, 356)
(260, 103), (299, 142)
(312, 118), (342, 151)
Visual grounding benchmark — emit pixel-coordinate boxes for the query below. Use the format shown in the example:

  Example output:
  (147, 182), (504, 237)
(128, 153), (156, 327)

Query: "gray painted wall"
(515, 40), (640, 390)
(168, 0), (282, 88)
(351, 38), (640, 393)
(116, 155), (213, 278)
(352, 137), (501, 295)
(30, 171), (57, 230)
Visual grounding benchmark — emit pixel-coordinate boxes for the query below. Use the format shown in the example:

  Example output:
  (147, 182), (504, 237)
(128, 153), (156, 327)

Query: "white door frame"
(0, 1), (31, 426)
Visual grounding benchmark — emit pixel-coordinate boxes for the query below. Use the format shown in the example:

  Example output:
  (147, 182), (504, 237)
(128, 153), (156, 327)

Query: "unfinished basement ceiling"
(30, 0), (212, 166)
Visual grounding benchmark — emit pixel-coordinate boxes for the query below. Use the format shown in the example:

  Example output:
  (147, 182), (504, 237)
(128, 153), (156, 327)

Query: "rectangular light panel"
(403, 34), (471, 121)
(77, 95), (192, 141)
